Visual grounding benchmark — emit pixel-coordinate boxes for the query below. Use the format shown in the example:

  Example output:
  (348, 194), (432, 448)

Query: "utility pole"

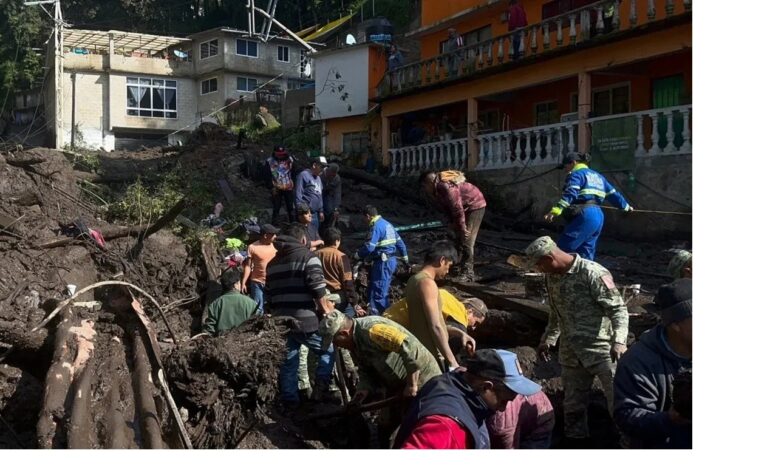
(247, 3), (317, 53)
(25, 0), (65, 148)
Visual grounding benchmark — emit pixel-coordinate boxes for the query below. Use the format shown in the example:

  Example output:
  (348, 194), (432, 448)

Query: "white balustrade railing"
(475, 122), (578, 170)
(586, 105), (692, 157)
(389, 137), (468, 176)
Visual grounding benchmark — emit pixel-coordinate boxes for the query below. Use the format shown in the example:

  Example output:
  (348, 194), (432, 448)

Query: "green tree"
(0, 0), (45, 119)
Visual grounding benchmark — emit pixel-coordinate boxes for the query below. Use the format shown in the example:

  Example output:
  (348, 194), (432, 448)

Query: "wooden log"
(104, 337), (131, 449)
(128, 198), (187, 260)
(200, 237), (222, 326)
(67, 359), (95, 449)
(131, 327), (164, 449)
(450, 281), (550, 323)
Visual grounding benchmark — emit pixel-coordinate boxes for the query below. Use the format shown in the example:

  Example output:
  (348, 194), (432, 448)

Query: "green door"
(652, 75), (686, 150)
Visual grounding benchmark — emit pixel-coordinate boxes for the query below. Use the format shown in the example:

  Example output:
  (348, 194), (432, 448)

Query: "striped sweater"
(265, 235), (327, 333)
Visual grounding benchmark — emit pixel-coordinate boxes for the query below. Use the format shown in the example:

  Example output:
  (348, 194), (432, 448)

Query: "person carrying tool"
(295, 156), (328, 232)
(265, 145), (296, 224)
(544, 152), (633, 261)
(613, 279), (692, 449)
(203, 269), (259, 336)
(319, 310), (442, 443)
(525, 236), (628, 447)
(420, 170), (486, 281)
(393, 349), (542, 449)
(355, 205), (408, 316)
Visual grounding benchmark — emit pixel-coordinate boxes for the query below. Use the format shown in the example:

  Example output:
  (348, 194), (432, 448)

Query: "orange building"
(377, 0), (692, 177)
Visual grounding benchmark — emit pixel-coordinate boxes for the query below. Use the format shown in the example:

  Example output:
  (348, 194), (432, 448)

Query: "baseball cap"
(260, 223), (280, 234)
(319, 307), (345, 350)
(463, 349), (541, 396)
(273, 145), (288, 156)
(296, 202), (311, 214)
(667, 250), (692, 279)
(463, 298), (488, 317)
(654, 278), (692, 326)
(311, 155), (329, 167)
(523, 236), (557, 268)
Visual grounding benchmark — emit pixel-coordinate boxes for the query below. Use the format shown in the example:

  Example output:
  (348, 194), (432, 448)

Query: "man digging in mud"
(203, 269), (259, 336)
(319, 310), (442, 446)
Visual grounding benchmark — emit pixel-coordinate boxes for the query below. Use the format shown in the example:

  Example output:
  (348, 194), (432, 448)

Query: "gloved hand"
(624, 205), (634, 212)
(401, 256), (409, 264)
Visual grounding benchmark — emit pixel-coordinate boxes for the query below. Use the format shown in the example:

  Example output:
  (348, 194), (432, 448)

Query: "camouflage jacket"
(351, 316), (442, 395)
(543, 255), (629, 365)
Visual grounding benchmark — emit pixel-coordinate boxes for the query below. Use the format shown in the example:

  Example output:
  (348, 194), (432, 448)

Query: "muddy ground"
(0, 130), (689, 449)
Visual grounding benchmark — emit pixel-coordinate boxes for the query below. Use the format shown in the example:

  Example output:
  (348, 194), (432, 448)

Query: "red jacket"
(434, 178), (487, 233)
(508, 4), (528, 30)
(401, 415), (471, 449)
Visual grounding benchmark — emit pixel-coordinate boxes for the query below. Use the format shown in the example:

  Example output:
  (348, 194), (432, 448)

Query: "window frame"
(200, 77), (218, 95)
(591, 82), (631, 117)
(342, 131), (369, 155)
(126, 77), (178, 119)
(236, 76), (261, 92)
(236, 38), (259, 58)
(199, 39), (219, 60)
(533, 100), (560, 126)
(277, 45), (290, 63)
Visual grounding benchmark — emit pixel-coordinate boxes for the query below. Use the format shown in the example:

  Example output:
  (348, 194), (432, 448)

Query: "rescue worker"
(544, 152), (633, 261)
(420, 170), (487, 281)
(355, 205), (408, 316)
(525, 236), (629, 446)
(265, 145), (295, 224)
(393, 349), (541, 449)
(667, 249), (692, 279)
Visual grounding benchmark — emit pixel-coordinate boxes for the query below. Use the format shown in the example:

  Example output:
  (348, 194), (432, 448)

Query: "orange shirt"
(246, 242), (277, 284)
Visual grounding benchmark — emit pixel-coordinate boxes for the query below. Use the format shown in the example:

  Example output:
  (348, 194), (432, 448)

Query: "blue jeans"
(279, 331), (334, 402)
(248, 281), (265, 315)
(311, 212), (320, 232)
(557, 205), (604, 261)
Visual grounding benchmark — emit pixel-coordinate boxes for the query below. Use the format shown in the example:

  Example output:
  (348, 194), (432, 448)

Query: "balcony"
(377, 0), (692, 99)
(387, 105), (691, 176)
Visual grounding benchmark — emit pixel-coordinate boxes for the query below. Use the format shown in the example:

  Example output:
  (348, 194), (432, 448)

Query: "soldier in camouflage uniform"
(319, 311), (442, 402)
(525, 236), (629, 442)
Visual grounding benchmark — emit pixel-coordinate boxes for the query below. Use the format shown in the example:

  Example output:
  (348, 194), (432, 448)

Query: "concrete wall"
(283, 87), (315, 128)
(314, 46), (370, 120)
(467, 154), (692, 240)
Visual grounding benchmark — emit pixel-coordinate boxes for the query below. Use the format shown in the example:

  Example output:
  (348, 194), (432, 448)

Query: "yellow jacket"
(384, 289), (468, 329)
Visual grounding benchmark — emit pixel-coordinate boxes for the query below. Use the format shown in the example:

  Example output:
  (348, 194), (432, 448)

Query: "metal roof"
(63, 29), (190, 54)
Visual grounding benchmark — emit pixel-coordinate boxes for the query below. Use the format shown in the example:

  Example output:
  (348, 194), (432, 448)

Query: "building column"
(467, 97), (479, 170)
(321, 120), (327, 154)
(577, 71), (591, 153)
(382, 115), (391, 167)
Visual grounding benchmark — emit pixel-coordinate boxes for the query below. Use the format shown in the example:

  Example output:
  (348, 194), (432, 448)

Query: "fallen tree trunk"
(200, 237), (222, 327)
(129, 198), (187, 260)
(131, 326), (164, 449)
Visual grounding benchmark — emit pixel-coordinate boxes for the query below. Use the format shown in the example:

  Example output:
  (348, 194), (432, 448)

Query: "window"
(534, 101), (559, 126)
(343, 131), (369, 155)
(592, 83), (629, 117)
(200, 39), (218, 59)
(126, 77), (177, 118)
(201, 78), (218, 95)
(236, 77), (260, 92)
(277, 45), (290, 63)
(236, 39), (259, 58)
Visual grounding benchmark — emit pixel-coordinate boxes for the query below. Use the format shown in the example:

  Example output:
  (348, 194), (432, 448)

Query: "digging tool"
(302, 395), (402, 422)
(333, 350), (350, 406)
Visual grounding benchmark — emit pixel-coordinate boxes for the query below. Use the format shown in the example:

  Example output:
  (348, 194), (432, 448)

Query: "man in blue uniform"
(356, 205), (408, 315)
(544, 152), (633, 260)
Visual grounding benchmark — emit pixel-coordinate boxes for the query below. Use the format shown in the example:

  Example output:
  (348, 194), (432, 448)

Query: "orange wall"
(384, 23), (691, 118)
(325, 116), (368, 154)
(419, 0), (689, 61)
(368, 46), (389, 100)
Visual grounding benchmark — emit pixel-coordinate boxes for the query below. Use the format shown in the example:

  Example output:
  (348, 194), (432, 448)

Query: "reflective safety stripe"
(568, 185), (581, 190)
(579, 189), (606, 198)
(557, 199), (570, 208)
(607, 189), (617, 195)
(375, 239), (398, 247)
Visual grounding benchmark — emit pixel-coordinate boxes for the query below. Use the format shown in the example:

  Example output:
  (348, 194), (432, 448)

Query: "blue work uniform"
(550, 163), (631, 260)
(357, 215), (408, 315)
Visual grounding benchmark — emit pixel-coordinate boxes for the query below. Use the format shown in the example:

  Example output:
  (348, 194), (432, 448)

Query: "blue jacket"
(613, 325), (692, 449)
(393, 371), (493, 449)
(357, 216), (408, 260)
(551, 163), (631, 216)
(295, 169), (324, 213)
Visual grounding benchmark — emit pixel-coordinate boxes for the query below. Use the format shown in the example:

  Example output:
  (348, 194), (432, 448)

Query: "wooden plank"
(450, 281), (549, 323)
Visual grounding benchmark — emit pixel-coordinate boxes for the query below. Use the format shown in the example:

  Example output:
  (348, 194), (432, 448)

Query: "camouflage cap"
(463, 297), (488, 317)
(524, 236), (557, 261)
(667, 250), (692, 279)
(319, 310), (347, 350)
